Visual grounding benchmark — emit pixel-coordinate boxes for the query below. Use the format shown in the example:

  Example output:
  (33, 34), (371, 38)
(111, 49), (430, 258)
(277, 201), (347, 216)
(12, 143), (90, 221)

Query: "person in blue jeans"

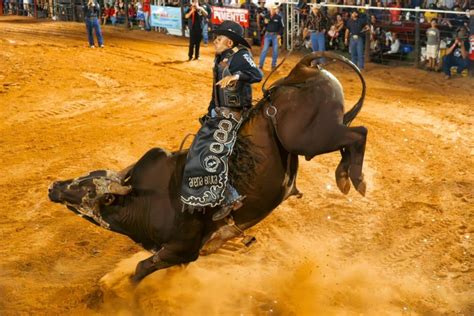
(201, 0), (211, 44)
(259, 5), (284, 70)
(83, 0), (104, 48)
(304, 4), (328, 53)
(442, 37), (470, 79)
(344, 10), (368, 69)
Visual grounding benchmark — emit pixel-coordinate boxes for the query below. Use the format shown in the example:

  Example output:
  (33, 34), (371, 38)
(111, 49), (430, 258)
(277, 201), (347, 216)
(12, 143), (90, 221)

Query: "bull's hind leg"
(346, 126), (367, 196)
(335, 148), (351, 194)
(306, 125), (367, 196)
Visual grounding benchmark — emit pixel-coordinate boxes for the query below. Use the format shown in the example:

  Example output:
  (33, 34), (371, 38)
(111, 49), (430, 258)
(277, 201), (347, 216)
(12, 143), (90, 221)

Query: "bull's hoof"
(200, 239), (224, 256)
(200, 231), (223, 256)
(130, 274), (142, 285)
(356, 180), (366, 197)
(241, 235), (256, 247)
(130, 258), (154, 284)
(336, 177), (351, 195)
(289, 186), (303, 199)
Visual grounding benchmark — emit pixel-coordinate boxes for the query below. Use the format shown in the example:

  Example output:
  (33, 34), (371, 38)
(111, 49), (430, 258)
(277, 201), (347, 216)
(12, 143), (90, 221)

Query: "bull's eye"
(103, 193), (115, 205)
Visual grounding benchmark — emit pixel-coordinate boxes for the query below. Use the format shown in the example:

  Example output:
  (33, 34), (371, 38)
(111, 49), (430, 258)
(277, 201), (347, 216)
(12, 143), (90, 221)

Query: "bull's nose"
(48, 182), (60, 202)
(48, 182), (57, 193)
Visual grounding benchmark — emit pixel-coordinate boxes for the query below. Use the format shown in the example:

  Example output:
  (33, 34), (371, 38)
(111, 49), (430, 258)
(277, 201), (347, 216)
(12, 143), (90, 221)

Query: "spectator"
(23, 0), (30, 16)
(201, 0), (211, 45)
(116, 2), (126, 24)
(111, 5), (118, 25)
(128, 2), (136, 28)
(258, 5), (284, 70)
(82, 0), (104, 48)
(142, 0), (151, 31)
(369, 15), (381, 52)
(438, 13), (453, 29)
(424, 4), (438, 24)
(345, 10), (369, 69)
(383, 31), (400, 54)
(136, 0), (145, 29)
(334, 13), (345, 35)
(409, 0), (423, 8)
(426, 18), (441, 70)
(388, 0), (402, 23)
(304, 4), (329, 53)
(469, 33), (474, 75)
(184, 0), (208, 61)
(371, 0), (385, 22)
(102, 3), (111, 25)
(257, 1), (269, 44)
(442, 37), (470, 78)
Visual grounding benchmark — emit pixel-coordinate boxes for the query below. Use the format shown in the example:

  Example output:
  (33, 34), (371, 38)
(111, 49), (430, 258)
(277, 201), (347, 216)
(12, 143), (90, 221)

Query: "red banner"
(211, 6), (249, 28)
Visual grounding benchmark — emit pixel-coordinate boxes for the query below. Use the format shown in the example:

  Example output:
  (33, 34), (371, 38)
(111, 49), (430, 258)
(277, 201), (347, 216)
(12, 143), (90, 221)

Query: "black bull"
(48, 52), (367, 283)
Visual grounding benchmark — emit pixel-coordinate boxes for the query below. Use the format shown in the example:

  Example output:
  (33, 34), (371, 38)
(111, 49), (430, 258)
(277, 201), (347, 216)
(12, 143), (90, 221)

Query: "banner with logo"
(150, 5), (182, 36)
(211, 6), (249, 28)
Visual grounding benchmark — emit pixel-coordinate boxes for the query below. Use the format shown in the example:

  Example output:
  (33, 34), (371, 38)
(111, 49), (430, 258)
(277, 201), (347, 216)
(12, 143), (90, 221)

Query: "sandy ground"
(0, 16), (473, 315)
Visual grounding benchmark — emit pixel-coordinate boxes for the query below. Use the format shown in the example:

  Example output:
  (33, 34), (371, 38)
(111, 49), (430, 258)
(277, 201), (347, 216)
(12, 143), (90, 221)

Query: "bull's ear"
(107, 182), (132, 195)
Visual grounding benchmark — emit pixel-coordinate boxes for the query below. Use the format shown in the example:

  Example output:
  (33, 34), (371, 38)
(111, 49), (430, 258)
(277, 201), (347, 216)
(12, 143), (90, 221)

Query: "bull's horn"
(107, 182), (132, 195)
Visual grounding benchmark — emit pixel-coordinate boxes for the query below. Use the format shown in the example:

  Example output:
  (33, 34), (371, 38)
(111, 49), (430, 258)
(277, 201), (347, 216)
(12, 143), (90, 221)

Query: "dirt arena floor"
(0, 16), (473, 315)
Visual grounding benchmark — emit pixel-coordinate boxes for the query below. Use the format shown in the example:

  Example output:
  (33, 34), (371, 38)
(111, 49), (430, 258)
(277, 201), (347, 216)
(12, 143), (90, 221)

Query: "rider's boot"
(212, 185), (245, 221)
(212, 196), (245, 221)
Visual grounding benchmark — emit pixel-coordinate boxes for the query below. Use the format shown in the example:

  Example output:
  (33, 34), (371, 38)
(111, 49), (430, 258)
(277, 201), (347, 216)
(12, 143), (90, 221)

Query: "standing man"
(345, 10), (368, 70)
(303, 4), (329, 53)
(258, 5), (284, 70)
(83, 0), (104, 48)
(185, 0), (208, 61)
(181, 20), (263, 221)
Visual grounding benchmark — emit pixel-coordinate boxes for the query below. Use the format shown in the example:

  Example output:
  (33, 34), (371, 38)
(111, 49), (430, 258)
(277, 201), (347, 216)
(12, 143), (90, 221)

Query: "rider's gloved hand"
(199, 114), (210, 125)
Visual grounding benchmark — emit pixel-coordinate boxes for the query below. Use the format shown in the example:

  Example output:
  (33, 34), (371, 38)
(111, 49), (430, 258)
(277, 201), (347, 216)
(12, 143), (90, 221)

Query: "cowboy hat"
(211, 20), (251, 48)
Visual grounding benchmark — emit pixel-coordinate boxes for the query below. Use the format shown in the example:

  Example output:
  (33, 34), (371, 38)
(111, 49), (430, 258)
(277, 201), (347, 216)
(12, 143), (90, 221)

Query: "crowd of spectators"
(2, 0), (472, 74)
(290, 0), (472, 73)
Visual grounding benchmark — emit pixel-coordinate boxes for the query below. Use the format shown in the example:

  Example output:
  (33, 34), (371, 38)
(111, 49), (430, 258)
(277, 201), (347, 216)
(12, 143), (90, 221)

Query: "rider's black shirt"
(208, 47), (263, 113)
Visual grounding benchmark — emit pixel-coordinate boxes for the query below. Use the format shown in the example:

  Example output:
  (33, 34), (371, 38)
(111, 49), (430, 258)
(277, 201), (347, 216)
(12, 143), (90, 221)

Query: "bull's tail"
(297, 51), (366, 126)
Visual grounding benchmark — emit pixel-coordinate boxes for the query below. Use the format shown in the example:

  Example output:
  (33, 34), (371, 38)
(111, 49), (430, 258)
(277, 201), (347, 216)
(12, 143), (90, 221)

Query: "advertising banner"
(150, 5), (182, 36)
(211, 6), (249, 28)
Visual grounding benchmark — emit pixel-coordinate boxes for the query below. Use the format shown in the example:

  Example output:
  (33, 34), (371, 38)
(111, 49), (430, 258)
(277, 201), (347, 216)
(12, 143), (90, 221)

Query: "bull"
(48, 52), (367, 283)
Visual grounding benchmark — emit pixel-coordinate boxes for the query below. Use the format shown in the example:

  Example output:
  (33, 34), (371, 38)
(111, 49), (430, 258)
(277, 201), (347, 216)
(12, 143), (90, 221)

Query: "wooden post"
(244, 0), (249, 38)
(34, 0), (37, 18)
(365, 5), (370, 64)
(180, 0), (185, 36)
(470, 10), (473, 77)
(414, 6), (420, 68)
(282, 3), (287, 50)
(71, 0), (76, 21)
(125, 0), (129, 29)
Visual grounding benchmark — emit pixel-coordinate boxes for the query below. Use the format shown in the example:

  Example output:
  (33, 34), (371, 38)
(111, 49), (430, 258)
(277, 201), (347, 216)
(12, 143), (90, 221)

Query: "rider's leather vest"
(213, 49), (250, 109)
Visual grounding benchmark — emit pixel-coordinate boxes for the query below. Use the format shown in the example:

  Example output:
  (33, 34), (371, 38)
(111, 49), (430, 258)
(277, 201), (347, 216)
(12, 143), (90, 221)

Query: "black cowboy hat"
(211, 20), (251, 48)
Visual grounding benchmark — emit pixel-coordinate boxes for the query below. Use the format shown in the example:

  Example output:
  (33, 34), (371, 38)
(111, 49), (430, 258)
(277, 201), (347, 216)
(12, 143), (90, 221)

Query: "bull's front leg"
(131, 253), (174, 284)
